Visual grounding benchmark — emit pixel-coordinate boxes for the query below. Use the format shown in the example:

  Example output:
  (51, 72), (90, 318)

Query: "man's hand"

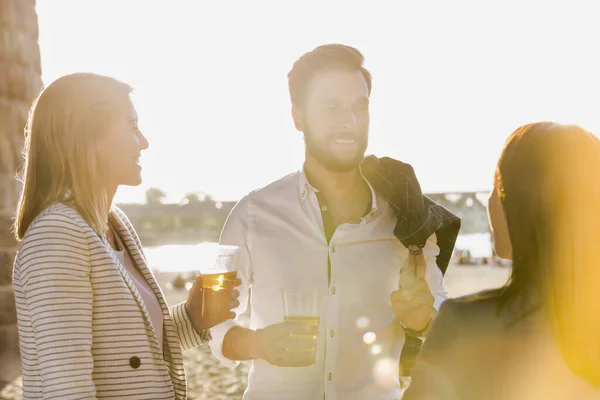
(256, 321), (319, 367)
(185, 276), (241, 331)
(392, 279), (434, 332)
(391, 249), (435, 332)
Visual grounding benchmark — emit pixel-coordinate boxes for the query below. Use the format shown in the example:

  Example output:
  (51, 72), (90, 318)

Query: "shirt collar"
(298, 165), (379, 217)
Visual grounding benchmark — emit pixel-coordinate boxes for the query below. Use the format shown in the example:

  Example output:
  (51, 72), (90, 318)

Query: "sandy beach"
(0, 263), (510, 400)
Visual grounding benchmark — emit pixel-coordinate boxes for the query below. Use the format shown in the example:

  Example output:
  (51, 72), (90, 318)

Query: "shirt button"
(331, 287), (336, 295)
(328, 372), (333, 381)
(321, 205), (328, 211)
(331, 245), (336, 252)
(330, 329), (335, 338)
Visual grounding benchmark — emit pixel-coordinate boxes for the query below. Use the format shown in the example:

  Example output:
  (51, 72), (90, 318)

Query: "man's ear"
(291, 106), (304, 132)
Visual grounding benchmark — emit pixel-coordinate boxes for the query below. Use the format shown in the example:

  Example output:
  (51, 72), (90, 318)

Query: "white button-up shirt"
(209, 169), (448, 400)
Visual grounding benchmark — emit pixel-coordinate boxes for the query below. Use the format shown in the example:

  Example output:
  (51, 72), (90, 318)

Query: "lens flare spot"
(363, 331), (377, 345)
(373, 357), (400, 390)
(356, 316), (370, 329)
(371, 344), (382, 355)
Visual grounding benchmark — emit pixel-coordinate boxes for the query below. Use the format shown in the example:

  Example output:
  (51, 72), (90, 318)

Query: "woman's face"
(488, 185), (512, 260)
(98, 97), (149, 189)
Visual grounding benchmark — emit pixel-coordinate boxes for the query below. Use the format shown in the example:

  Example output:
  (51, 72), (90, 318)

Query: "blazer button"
(129, 356), (141, 369)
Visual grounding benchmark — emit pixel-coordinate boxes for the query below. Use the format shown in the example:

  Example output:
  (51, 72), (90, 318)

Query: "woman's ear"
(488, 189), (513, 260)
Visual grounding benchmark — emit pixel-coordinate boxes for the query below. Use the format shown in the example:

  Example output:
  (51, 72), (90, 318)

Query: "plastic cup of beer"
(280, 288), (320, 355)
(197, 245), (239, 321)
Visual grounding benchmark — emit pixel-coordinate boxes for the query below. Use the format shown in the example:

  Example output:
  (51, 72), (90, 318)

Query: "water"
(144, 234), (493, 272)
(142, 243), (222, 272)
(454, 232), (493, 258)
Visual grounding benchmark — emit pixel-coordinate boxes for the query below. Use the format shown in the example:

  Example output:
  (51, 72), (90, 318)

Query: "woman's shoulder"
(15, 203), (96, 276)
(437, 288), (505, 322)
(30, 202), (89, 230)
(439, 288), (540, 334)
(31, 203), (83, 226)
(21, 202), (95, 245)
(452, 287), (504, 306)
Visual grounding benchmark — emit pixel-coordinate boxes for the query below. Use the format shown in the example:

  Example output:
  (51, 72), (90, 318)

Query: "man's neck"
(304, 157), (366, 204)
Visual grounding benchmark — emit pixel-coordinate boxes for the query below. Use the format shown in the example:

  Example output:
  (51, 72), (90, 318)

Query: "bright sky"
(36, 0), (600, 203)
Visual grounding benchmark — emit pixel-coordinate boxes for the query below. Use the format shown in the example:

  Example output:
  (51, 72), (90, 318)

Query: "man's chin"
(323, 156), (364, 173)
(306, 142), (366, 172)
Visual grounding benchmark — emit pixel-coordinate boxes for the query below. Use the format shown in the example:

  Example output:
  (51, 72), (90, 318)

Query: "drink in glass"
(280, 288), (320, 354)
(197, 245), (239, 321)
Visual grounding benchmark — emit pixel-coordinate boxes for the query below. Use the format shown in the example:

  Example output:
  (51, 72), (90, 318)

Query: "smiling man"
(208, 44), (448, 400)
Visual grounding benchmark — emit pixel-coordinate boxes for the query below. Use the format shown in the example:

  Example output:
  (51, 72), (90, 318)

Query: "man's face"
(295, 68), (370, 172)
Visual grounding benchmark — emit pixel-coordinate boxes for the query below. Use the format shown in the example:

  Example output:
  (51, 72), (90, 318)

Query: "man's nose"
(338, 107), (358, 130)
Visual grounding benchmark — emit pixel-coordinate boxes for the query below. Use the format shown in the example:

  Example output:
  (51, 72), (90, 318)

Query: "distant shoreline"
(141, 232), (495, 260)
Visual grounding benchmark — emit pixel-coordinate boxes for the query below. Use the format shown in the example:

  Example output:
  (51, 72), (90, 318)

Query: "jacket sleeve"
(169, 302), (210, 351)
(16, 212), (97, 399)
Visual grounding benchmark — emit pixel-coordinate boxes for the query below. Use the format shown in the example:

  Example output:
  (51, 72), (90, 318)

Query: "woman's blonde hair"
(14, 73), (133, 240)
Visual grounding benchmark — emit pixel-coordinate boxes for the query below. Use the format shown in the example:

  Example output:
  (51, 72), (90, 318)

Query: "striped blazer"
(12, 202), (207, 400)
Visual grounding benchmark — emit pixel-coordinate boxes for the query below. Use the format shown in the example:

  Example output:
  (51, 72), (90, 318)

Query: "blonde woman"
(12, 73), (240, 400)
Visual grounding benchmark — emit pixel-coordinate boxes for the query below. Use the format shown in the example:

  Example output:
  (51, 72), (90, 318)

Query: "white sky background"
(36, 0), (600, 203)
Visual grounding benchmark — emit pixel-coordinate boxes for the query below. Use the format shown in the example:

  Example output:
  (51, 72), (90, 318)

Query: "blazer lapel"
(106, 212), (163, 355)
(109, 212), (174, 318)
(109, 210), (188, 399)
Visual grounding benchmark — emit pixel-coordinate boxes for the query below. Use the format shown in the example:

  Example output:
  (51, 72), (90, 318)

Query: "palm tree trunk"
(0, 0), (43, 386)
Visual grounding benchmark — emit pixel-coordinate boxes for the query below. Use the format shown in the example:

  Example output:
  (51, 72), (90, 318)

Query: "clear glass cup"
(196, 245), (239, 321)
(280, 288), (320, 354)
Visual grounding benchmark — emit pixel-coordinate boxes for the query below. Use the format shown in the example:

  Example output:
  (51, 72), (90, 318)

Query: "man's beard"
(304, 128), (368, 173)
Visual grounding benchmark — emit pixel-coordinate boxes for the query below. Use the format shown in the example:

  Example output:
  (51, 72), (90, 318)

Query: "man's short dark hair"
(287, 44), (373, 108)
